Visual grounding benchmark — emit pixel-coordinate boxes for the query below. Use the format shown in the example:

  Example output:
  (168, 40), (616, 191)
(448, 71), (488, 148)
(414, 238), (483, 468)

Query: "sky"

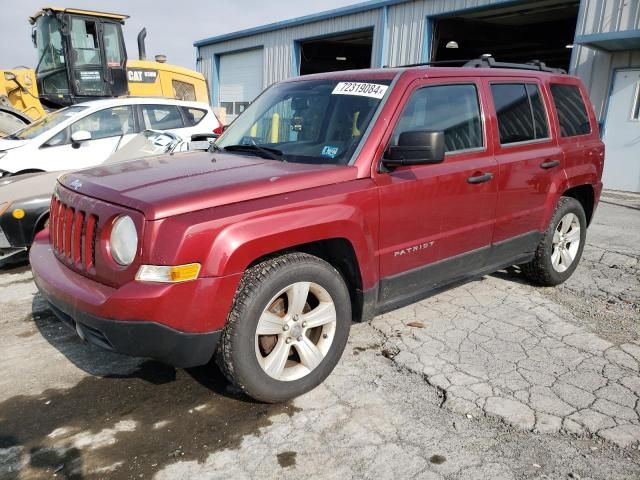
(1, 0), (362, 71)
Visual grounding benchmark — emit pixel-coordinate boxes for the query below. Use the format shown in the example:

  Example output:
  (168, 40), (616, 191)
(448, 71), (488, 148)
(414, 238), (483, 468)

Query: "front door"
(603, 69), (640, 193)
(375, 79), (497, 308)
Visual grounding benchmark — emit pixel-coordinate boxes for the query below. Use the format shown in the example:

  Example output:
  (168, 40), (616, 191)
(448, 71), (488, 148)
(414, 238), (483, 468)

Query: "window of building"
(141, 105), (184, 130)
(391, 84), (483, 153)
(550, 84), (591, 136)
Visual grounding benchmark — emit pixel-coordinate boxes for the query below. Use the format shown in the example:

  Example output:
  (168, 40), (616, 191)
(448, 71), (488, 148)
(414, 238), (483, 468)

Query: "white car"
(0, 98), (221, 176)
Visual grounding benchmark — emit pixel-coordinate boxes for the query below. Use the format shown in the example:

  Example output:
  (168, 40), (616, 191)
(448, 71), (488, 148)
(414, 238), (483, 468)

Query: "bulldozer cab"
(31, 8), (129, 108)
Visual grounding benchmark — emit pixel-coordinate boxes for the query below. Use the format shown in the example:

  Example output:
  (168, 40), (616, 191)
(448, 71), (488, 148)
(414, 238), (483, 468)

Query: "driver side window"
(71, 106), (135, 140)
(391, 84), (483, 153)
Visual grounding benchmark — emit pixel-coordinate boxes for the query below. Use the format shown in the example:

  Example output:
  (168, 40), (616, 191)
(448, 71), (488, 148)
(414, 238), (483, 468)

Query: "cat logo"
(127, 68), (158, 83)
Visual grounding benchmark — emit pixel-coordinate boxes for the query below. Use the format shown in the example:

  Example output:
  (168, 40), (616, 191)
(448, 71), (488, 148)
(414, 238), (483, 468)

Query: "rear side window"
(180, 107), (207, 126)
(491, 83), (549, 144)
(141, 105), (184, 130)
(550, 84), (591, 136)
(391, 84), (483, 153)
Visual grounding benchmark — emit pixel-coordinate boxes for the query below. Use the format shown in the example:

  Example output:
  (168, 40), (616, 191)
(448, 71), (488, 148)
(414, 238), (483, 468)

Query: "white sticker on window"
(332, 82), (388, 99)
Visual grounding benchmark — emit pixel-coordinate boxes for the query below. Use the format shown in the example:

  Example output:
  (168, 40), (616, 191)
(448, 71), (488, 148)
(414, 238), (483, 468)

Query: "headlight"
(110, 215), (138, 266)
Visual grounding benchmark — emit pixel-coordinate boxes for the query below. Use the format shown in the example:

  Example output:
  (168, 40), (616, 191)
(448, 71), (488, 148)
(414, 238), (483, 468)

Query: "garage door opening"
(298, 29), (373, 75)
(432, 0), (579, 71)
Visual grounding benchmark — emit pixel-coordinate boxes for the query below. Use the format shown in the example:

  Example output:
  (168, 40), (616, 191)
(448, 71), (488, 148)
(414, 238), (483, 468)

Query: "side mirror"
(71, 130), (91, 148)
(383, 130), (445, 168)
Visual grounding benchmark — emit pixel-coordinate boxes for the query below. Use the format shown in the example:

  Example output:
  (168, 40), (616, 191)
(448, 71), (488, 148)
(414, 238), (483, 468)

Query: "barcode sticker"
(332, 82), (388, 99)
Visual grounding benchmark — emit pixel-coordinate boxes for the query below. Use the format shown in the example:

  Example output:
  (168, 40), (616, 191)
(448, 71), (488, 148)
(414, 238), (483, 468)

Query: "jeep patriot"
(31, 60), (604, 402)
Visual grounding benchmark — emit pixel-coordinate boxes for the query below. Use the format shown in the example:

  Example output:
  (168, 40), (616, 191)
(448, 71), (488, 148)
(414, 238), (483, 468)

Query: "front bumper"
(44, 298), (221, 368)
(30, 235), (241, 368)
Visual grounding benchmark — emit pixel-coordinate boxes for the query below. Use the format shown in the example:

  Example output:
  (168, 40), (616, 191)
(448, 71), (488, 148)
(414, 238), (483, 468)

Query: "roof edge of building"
(193, 0), (409, 48)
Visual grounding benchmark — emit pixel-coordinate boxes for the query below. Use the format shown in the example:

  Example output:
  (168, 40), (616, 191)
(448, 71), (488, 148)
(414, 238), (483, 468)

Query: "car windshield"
(8, 106), (87, 140)
(216, 78), (392, 165)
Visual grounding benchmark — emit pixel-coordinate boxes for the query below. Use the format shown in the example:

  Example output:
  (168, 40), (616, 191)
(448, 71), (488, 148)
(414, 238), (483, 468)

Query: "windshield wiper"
(223, 143), (284, 161)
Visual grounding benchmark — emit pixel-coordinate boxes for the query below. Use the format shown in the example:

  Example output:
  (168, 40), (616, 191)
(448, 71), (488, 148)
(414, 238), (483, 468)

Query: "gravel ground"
(0, 198), (638, 480)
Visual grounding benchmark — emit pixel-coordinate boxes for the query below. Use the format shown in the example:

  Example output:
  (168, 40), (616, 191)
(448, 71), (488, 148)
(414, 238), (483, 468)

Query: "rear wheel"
(217, 252), (351, 403)
(523, 196), (587, 286)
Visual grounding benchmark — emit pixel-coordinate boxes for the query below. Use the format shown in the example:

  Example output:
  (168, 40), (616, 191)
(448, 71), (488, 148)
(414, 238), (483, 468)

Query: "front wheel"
(523, 196), (587, 286)
(217, 252), (351, 403)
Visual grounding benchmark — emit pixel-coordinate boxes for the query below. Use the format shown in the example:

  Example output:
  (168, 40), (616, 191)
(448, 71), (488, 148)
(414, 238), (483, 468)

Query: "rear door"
(375, 78), (498, 307)
(486, 79), (562, 260)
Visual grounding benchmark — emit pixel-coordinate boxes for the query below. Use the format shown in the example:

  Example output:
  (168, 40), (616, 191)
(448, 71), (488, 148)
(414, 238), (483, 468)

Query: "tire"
(217, 252), (351, 403)
(523, 196), (587, 286)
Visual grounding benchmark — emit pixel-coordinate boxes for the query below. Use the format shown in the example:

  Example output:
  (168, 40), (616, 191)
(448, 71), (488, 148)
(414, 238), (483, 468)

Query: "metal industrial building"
(194, 0), (640, 192)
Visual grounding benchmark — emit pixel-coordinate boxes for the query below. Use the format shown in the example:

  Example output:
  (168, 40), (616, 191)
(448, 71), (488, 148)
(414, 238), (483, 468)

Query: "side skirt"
(368, 231), (541, 317)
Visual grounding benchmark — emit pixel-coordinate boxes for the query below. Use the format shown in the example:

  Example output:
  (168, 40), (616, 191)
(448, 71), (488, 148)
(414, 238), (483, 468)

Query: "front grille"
(50, 196), (98, 270)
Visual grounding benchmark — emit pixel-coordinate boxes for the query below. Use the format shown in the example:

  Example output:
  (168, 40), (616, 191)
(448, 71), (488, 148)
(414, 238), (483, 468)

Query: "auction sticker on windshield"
(332, 82), (388, 99)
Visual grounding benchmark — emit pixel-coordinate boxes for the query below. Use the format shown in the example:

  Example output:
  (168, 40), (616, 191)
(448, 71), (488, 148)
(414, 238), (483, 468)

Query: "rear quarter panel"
(539, 76), (604, 231)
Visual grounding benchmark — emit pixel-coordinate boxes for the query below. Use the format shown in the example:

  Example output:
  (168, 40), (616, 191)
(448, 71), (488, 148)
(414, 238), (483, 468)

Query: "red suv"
(31, 60), (604, 402)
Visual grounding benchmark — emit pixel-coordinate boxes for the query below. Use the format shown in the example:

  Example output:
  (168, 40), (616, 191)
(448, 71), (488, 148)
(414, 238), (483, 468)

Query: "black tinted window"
(491, 84), (535, 144)
(526, 84), (549, 139)
(392, 84), (483, 152)
(550, 84), (591, 136)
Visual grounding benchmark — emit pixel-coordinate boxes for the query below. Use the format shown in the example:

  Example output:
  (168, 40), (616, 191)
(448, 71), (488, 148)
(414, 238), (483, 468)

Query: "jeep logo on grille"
(70, 179), (82, 190)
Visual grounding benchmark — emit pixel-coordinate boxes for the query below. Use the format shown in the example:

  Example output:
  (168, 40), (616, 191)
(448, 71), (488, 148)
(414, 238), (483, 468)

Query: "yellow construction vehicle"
(0, 7), (209, 135)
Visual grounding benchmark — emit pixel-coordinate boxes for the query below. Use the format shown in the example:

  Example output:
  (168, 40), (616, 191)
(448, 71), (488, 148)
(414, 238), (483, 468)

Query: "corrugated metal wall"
(197, 0), (511, 101)
(198, 8), (383, 92)
(385, 0), (506, 67)
(198, 0), (640, 119)
(572, 0), (640, 118)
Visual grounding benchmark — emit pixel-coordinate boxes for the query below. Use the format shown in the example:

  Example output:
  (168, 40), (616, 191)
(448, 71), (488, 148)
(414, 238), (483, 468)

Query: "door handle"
(467, 172), (494, 184)
(540, 159), (560, 169)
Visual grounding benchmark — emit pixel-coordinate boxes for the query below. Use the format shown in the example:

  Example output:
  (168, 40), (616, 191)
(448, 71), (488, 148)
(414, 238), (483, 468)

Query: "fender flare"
(202, 204), (378, 289)
(539, 169), (598, 231)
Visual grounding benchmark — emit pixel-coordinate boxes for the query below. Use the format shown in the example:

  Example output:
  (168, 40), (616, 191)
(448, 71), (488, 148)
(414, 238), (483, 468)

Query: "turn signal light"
(136, 263), (201, 283)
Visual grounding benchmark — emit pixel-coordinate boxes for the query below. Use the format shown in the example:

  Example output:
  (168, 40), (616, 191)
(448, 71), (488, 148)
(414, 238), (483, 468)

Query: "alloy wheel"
(255, 281), (337, 381)
(551, 212), (581, 273)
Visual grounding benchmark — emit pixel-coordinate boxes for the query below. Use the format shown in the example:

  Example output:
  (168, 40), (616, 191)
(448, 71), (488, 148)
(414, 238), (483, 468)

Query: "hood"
(0, 138), (29, 152)
(58, 151), (358, 220)
(0, 170), (63, 205)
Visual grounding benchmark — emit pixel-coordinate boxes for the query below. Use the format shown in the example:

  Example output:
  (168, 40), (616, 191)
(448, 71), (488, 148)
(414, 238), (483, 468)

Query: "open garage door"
(432, 0), (579, 71)
(299, 29), (373, 75)
(219, 48), (263, 123)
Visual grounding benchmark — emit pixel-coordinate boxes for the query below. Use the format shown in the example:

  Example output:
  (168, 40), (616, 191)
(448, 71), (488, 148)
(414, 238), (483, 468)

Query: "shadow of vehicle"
(0, 296), (299, 478)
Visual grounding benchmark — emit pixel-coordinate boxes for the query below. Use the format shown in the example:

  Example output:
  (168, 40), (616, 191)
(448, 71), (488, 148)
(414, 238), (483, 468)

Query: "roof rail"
(388, 56), (567, 74)
(463, 56), (567, 74)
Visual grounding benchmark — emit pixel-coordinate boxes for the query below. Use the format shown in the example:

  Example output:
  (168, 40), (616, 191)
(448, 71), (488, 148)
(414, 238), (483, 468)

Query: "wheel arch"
(561, 184), (595, 225)
(247, 238), (369, 323)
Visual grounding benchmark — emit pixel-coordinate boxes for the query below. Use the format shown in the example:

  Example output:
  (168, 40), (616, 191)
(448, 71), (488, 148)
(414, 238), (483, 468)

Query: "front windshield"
(34, 15), (65, 74)
(216, 78), (392, 165)
(9, 106), (87, 140)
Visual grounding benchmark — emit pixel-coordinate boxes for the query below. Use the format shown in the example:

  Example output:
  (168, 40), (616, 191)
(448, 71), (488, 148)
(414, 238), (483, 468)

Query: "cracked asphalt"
(1, 197), (639, 479)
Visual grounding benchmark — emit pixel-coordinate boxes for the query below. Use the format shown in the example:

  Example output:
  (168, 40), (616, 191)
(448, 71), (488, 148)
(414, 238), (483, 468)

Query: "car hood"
(0, 138), (30, 151)
(0, 170), (62, 205)
(58, 151), (358, 220)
